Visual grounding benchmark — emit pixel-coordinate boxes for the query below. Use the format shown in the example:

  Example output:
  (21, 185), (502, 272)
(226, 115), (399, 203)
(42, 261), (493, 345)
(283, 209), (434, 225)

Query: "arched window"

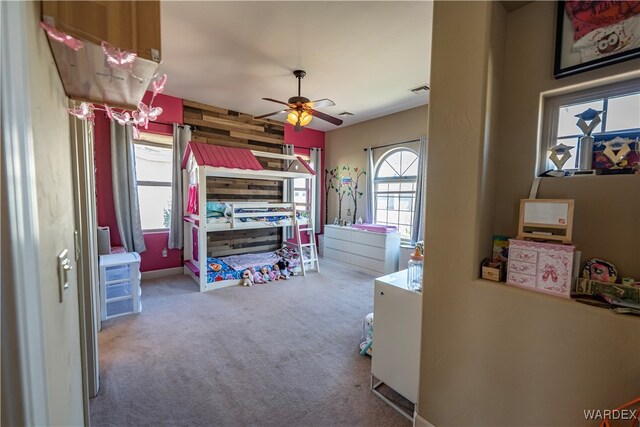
(374, 148), (418, 241)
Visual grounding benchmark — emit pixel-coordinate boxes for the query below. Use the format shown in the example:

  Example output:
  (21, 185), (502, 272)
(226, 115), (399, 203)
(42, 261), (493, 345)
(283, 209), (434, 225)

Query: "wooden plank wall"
(183, 99), (286, 258)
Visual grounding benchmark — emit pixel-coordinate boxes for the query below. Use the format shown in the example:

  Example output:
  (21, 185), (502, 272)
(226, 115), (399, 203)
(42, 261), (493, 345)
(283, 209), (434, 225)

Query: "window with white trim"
(293, 153), (311, 205)
(134, 139), (173, 231)
(541, 79), (640, 174)
(374, 148), (418, 242)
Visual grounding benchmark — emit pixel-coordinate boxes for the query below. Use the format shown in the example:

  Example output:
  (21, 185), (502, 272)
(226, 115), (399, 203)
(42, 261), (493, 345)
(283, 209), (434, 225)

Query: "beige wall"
(494, 1), (640, 278)
(27, 2), (85, 425)
(419, 2), (640, 426)
(324, 105), (428, 222)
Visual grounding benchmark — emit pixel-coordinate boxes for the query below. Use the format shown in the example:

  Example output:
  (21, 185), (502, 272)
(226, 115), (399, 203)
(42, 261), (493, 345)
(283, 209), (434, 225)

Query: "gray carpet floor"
(89, 259), (411, 427)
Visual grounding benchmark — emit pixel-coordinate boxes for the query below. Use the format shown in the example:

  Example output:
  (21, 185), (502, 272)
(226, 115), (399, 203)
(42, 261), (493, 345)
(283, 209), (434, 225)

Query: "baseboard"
(141, 266), (183, 280)
(414, 413), (436, 427)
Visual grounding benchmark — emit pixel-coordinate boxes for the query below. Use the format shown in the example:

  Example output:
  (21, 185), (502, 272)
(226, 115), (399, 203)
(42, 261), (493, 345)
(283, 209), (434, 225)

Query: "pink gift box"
(507, 239), (575, 298)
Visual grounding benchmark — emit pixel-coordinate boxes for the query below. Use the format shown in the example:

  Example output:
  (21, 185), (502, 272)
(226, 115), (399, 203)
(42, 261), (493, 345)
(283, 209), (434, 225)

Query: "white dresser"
(371, 269), (422, 418)
(323, 225), (400, 274)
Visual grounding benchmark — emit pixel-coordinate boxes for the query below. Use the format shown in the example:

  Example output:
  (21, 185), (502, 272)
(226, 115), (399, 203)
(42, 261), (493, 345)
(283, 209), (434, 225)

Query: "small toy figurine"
(272, 263), (286, 280)
(277, 259), (292, 279)
(241, 269), (253, 287)
(268, 267), (279, 281)
(251, 267), (265, 284)
(260, 266), (271, 282)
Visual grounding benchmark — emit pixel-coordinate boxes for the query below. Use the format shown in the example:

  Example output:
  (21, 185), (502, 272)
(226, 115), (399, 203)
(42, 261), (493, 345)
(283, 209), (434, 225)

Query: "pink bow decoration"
(68, 102), (95, 124)
(40, 22), (84, 51)
(104, 105), (131, 126)
(101, 41), (137, 70)
(152, 74), (167, 96)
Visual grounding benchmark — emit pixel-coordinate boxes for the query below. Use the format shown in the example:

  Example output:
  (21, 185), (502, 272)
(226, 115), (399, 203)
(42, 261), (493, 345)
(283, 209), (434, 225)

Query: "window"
(293, 154), (311, 205)
(541, 79), (640, 173)
(134, 140), (173, 231)
(374, 149), (419, 242)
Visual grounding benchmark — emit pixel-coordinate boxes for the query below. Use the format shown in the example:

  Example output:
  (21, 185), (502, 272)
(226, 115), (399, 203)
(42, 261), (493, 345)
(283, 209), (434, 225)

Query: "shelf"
(105, 295), (133, 303)
(105, 277), (133, 286)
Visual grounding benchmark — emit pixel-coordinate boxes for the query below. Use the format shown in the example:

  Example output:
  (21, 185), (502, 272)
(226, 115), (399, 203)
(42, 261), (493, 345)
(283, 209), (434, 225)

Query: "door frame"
(1, 1), (50, 425)
(70, 108), (101, 419)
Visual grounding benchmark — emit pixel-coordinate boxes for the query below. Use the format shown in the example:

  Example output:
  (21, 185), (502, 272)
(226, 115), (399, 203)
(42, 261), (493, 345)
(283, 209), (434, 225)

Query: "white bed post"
(230, 203), (235, 229)
(198, 165), (207, 291)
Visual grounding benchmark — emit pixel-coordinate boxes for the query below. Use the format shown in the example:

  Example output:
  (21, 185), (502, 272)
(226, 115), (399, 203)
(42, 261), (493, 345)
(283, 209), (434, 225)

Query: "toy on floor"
(260, 266), (271, 282)
(359, 312), (374, 356)
(268, 267), (279, 281)
(241, 269), (253, 287)
(272, 263), (287, 280)
(277, 259), (292, 279)
(251, 267), (265, 284)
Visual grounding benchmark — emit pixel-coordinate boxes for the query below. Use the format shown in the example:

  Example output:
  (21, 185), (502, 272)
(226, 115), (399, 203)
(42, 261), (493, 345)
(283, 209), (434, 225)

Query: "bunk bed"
(181, 141), (318, 292)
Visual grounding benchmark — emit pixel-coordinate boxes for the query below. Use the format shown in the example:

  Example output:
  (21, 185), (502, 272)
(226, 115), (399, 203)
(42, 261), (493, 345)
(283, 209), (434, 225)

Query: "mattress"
(206, 212), (309, 228)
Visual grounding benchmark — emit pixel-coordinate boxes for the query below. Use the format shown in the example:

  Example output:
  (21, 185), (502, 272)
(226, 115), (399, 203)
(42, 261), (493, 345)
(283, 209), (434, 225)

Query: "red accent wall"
(284, 124), (326, 244)
(94, 92), (184, 272)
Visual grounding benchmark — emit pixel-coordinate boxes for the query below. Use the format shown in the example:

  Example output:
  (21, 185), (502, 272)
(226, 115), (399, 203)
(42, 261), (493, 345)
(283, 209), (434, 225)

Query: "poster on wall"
(554, 1), (640, 79)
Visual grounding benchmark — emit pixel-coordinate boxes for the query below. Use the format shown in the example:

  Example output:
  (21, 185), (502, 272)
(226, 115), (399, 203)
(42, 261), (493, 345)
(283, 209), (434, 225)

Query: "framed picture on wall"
(554, 1), (640, 79)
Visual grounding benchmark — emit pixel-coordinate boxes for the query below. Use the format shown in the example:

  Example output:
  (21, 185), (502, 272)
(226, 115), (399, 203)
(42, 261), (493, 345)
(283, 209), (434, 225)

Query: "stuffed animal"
(241, 269), (253, 287)
(277, 259), (291, 279)
(268, 267), (279, 281)
(272, 263), (286, 280)
(260, 266), (271, 282)
(251, 267), (265, 284)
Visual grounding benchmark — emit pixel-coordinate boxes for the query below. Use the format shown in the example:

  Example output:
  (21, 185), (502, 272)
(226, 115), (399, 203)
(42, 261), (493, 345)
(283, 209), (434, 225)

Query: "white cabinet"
(323, 225), (400, 274)
(99, 252), (141, 321)
(372, 270), (422, 412)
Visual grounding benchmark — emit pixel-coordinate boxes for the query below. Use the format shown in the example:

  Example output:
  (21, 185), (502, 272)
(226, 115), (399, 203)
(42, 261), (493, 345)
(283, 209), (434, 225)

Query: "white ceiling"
(160, 1), (432, 132)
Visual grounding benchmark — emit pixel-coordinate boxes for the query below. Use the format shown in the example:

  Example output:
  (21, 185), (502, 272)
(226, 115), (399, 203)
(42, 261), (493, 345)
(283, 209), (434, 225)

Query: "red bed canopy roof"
(182, 141), (264, 171)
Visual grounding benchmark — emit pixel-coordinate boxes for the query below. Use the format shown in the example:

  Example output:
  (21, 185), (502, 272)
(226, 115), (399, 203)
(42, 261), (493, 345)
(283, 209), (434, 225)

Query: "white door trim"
(1, 1), (50, 425)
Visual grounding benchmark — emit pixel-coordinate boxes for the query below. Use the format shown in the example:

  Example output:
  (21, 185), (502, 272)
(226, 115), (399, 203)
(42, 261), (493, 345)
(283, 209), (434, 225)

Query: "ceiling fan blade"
(306, 98), (335, 109)
(254, 109), (287, 120)
(262, 97), (294, 107)
(309, 108), (343, 126)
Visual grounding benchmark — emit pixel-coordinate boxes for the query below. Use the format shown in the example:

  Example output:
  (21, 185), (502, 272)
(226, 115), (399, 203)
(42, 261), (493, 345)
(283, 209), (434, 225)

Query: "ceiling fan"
(254, 70), (343, 132)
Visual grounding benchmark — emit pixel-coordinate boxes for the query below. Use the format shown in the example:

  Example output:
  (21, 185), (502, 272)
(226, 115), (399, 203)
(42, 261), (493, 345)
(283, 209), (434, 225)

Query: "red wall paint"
(94, 112), (122, 246)
(284, 124), (326, 243)
(94, 92), (184, 272)
(142, 92), (184, 125)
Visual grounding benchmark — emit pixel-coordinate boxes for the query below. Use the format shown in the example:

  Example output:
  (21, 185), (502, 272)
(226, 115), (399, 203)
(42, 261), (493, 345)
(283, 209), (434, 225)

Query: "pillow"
(206, 202), (231, 218)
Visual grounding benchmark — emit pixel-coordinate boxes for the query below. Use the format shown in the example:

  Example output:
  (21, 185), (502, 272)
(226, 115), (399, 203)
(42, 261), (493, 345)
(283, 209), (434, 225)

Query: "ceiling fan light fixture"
(287, 111), (299, 125)
(299, 111), (312, 126)
(257, 70), (343, 131)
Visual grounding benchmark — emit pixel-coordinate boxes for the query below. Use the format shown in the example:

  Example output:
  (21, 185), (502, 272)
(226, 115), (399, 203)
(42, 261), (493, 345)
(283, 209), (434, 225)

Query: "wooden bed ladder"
(295, 217), (320, 276)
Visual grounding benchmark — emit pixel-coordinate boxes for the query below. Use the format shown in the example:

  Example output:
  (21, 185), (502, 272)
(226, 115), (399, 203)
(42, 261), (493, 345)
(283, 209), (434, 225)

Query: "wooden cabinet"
(372, 270), (422, 410)
(42, 0), (161, 62)
(323, 225), (400, 275)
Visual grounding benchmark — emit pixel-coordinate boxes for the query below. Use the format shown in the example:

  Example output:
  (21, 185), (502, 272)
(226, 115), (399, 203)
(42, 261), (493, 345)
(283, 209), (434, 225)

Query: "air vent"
(338, 111), (354, 117)
(410, 85), (430, 95)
